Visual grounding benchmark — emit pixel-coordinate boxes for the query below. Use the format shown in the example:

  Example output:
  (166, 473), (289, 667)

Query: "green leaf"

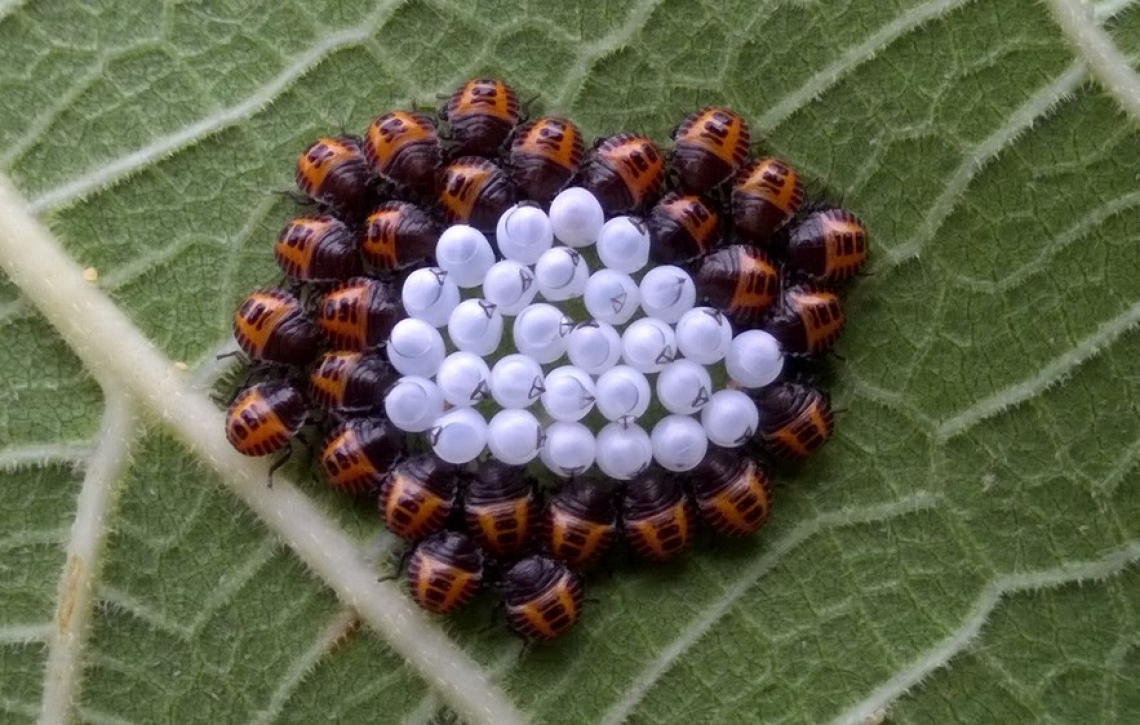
(3, 0), (1140, 723)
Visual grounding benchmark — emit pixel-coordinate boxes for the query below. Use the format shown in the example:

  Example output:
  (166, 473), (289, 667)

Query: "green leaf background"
(3, 0), (1140, 722)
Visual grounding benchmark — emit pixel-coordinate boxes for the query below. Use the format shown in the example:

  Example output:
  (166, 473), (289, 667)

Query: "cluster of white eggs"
(382, 188), (785, 478)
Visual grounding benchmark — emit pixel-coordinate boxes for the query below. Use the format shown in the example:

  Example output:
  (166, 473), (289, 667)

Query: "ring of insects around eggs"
(225, 76), (872, 636)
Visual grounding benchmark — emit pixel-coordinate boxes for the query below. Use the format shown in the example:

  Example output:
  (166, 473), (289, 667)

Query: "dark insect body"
(464, 461), (539, 558)
(753, 382), (834, 460)
(274, 215), (361, 284)
(360, 201), (439, 274)
(441, 78), (521, 157)
(224, 380), (307, 457)
(690, 448), (773, 536)
(670, 106), (750, 195)
(308, 350), (395, 415)
(316, 277), (404, 351)
(785, 207), (869, 283)
(508, 116), (584, 203)
(406, 530), (484, 614)
(295, 135), (376, 218)
(502, 555), (585, 640)
(378, 454), (460, 541)
(363, 111), (443, 194)
(578, 133), (665, 214)
(232, 288), (320, 366)
(621, 471), (695, 562)
(543, 478), (618, 568)
(437, 156), (516, 232)
(762, 285), (845, 356)
(694, 244), (781, 326)
(318, 417), (403, 493)
(731, 157), (804, 242)
(647, 193), (720, 264)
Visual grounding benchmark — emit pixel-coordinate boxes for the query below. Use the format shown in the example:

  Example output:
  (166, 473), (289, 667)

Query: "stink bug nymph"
(578, 133), (665, 214)
(694, 244), (781, 326)
(295, 135), (376, 218)
(464, 460), (539, 558)
(308, 350), (396, 416)
(274, 215), (362, 284)
(232, 288), (321, 366)
(690, 447), (774, 536)
(437, 156), (516, 233)
(762, 285), (845, 357)
(379, 453), (461, 541)
(621, 470), (695, 562)
(508, 116), (585, 204)
(406, 530), (484, 614)
(363, 111), (443, 195)
(731, 157), (804, 242)
(753, 382), (834, 461)
(318, 417), (403, 494)
(501, 555), (585, 641)
(670, 106), (751, 195)
(647, 193), (720, 264)
(543, 477), (618, 568)
(224, 379), (308, 458)
(316, 277), (404, 351)
(440, 78), (521, 157)
(361, 201), (439, 274)
(784, 206), (869, 283)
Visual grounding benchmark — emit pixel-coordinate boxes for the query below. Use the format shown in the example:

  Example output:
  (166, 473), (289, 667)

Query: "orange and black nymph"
(753, 382), (834, 461)
(762, 284), (845, 357)
(316, 277), (404, 351)
(295, 135), (376, 218)
(621, 470), (695, 562)
(440, 77), (521, 157)
(731, 157), (804, 242)
(379, 453), (461, 541)
(224, 380), (308, 457)
(437, 156), (516, 232)
(501, 555), (585, 641)
(543, 478), (618, 569)
(578, 133), (665, 214)
(318, 417), (403, 494)
(274, 215), (362, 284)
(784, 206), (869, 284)
(694, 244), (781, 326)
(647, 193), (720, 264)
(508, 116), (584, 203)
(689, 447), (774, 537)
(670, 106), (750, 195)
(231, 288), (321, 366)
(406, 530), (484, 615)
(360, 201), (439, 274)
(464, 460), (539, 558)
(363, 110), (443, 195)
(308, 350), (395, 416)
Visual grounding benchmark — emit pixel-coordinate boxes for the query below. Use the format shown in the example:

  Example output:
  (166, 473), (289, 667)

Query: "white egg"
(487, 409), (544, 465)
(489, 354), (546, 409)
(594, 365), (651, 422)
(650, 415), (709, 472)
(539, 421), (596, 477)
(541, 365), (597, 422)
(566, 321), (622, 375)
(701, 389), (759, 448)
(725, 330), (784, 388)
(495, 203), (554, 264)
(383, 376), (445, 432)
(639, 265), (696, 323)
(596, 216), (650, 273)
(675, 306), (734, 364)
(583, 269), (640, 326)
(512, 303), (572, 364)
(435, 351), (492, 407)
(621, 318), (677, 373)
(481, 260), (538, 316)
(429, 408), (487, 464)
(655, 359), (713, 415)
(535, 246), (590, 302)
(548, 187), (605, 248)
(594, 421), (653, 480)
(386, 318), (446, 377)
(401, 267), (460, 327)
(435, 224), (495, 288)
